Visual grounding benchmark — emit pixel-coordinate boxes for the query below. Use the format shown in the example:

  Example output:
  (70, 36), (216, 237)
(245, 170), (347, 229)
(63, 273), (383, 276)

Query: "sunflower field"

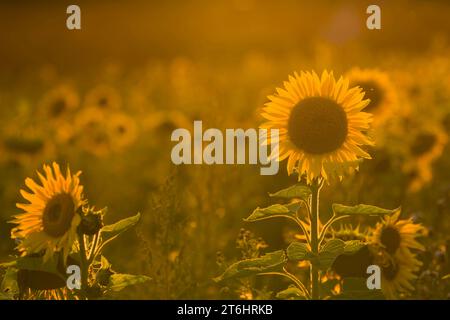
(1, 0), (450, 300)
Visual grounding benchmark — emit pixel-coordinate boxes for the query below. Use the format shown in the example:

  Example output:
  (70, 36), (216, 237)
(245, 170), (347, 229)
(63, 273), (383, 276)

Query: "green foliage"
(245, 203), (302, 222)
(332, 204), (397, 216)
(0, 268), (19, 300)
(214, 250), (287, 282)
(225, 179), (398, 300)
(286, 242), (313, 261)
(101, 212), (141, 238)
(276, 286), (307, 300)
(332, 278), (384, 300)
(108, 274), (152, 292)
(269, 184), (311, 202)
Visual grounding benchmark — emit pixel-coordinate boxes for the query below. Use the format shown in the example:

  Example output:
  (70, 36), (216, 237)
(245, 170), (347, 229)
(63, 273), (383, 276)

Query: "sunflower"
(84, 85), (121, 111)
(74, 107), (111, 157)
(370, 210), (427, 257)
(11, 162), (86, 262)
(346, 68), (397, 126)
(403, 125), (448, 192)
(39, 85), (79, 121)
(374, 247), (422, 299)
(107, 112), (138, 151)
(261, 70), (373, 182)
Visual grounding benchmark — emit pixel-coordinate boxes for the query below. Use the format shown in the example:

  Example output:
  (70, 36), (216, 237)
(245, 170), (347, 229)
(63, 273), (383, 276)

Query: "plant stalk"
(78, 234), (89, 299)
(309, 178), (322, 300)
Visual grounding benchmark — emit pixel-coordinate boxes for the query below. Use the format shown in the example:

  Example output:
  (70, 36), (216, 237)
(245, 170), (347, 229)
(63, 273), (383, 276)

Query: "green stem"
(309, 178), (322, 300)
(78, 233), (89, 299)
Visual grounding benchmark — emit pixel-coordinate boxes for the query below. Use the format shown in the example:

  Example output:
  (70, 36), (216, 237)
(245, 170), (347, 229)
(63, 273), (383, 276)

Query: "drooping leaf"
(213, 250), (287, 282)
(332, 277), (384, 300)
(101, 212), (141, 238)
(269, 184), (311, 202)
(14, 256), (62, 277)
(276, 286), (307, 300)
(245, 202), (301, 222)
(0, 268), (19, 299)
(316, 239), (345, 270)
(343, 240), (365, 254)
(332, 204), (396, 217)
(108, 273), (151, 292)
(286, 242), (314, 261)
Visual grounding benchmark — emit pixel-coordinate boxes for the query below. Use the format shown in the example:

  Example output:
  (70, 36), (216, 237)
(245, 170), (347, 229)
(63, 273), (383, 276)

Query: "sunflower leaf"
(101, 212), (141, 238)
(0, 268), (19, 299)
(245, 202), (302, 222)
(343, 240), (366, 254)
(213, 250), (287, 283)
(108, 273), (151, 292)
(332, 204), (396, 216)
(316, 239), (345, 270)
(276, 286), (307, 300)
(331, 277), (385, 300)
(269, 184), (311, 202)
(286, 242), (314, 261)
(14, 256), (60, 275)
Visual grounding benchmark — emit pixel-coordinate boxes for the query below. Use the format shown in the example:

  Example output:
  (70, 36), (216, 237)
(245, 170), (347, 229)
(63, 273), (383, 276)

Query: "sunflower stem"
(309, 178), (322, 300)
(78, 233), (89, 299)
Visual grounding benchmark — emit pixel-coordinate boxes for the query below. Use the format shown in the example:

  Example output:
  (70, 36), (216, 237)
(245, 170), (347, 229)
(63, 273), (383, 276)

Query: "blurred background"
(1, 0), (450, 299)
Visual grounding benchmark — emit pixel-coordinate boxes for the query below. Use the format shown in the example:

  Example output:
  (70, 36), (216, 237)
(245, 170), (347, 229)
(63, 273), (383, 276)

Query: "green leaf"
(286, 242), (314, 261)
(245, 202), (301, 222)
(343, 240), (365, 254)
(108, 274), (151, 292)
(0, 268), (19, 299)
(15, 256), (61, 275)
(332, 277), (385, 300)
(213, 250), (287, 282)
(332, 204), (396, 217)
(269, 184), (311, 202)
(316, 239), (345, 270)
(276, 286), (307, 300)
(0, 260), (17, 269)
(101, 212), (141, 238)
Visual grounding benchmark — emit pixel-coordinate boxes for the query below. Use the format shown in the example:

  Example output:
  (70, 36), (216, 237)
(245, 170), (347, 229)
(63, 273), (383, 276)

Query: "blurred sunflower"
(1, 125), (55, 167)
(261, 70), (373, 182)
(107, 112), (138, 151)
(375, 248), (422, 299)
(11, 162), (86, 262)
(84, 85), (121, 111)
(143, 110), (192, 133)
(346, 68), (397, 126)
(403, 125), (448, 192)
(370, 210), (427, 257)
(75, 108), (111, 157)
(39, 85), (79, 122)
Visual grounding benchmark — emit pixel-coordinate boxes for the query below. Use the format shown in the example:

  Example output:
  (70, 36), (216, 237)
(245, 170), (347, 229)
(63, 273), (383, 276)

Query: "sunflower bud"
(79, 210), (104, 235)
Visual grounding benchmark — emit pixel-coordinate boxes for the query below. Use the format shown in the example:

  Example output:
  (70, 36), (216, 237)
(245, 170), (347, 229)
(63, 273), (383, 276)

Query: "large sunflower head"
(374, 247), (422, 299)
(261, 70), (373, 182)
(11, 162), (86, 262)
(370, 209), (427, 257)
